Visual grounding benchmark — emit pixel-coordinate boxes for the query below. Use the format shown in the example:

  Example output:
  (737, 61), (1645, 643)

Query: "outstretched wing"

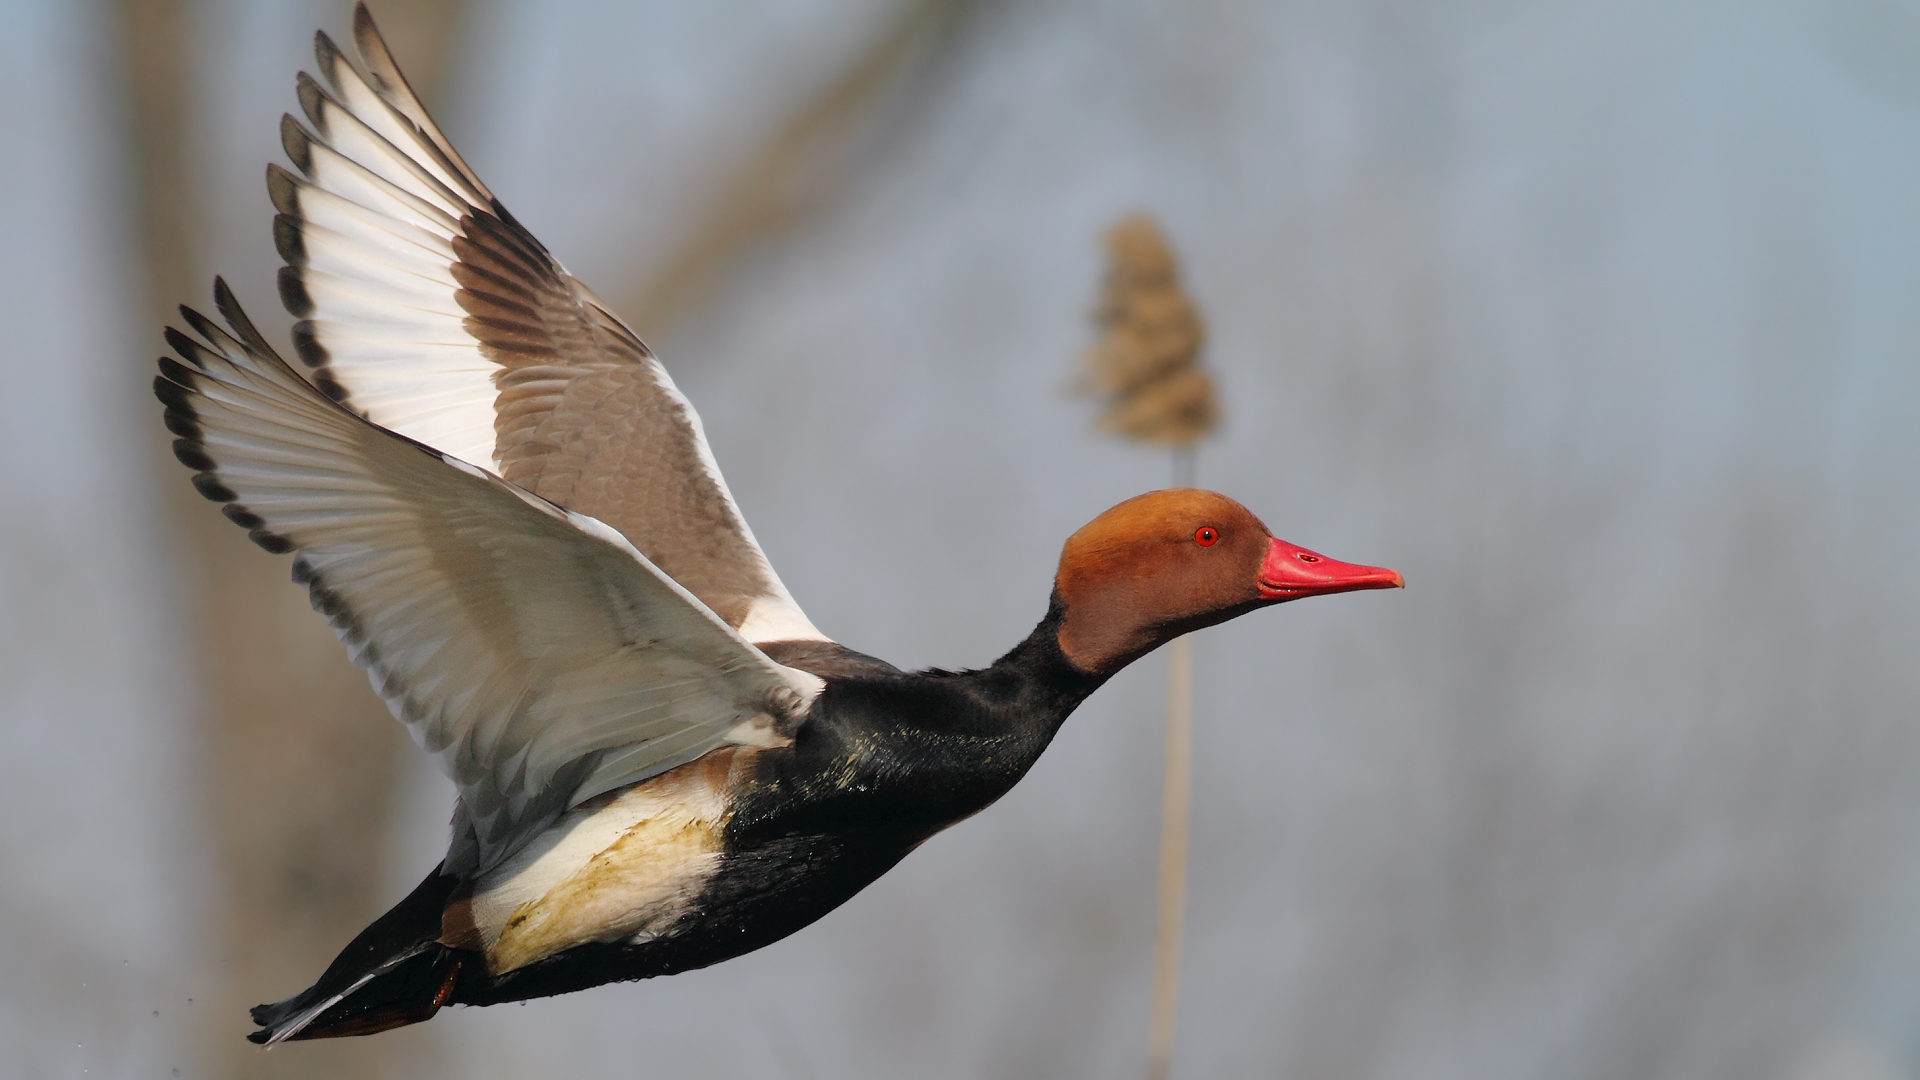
(269, 3), (821, 644)
(154, 280), (823, 874)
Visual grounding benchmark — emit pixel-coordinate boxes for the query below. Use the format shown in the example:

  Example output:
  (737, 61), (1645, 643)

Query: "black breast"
(454, 620), (1103, 1008)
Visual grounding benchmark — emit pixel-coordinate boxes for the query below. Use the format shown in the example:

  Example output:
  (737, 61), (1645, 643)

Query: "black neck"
(745, 599), (1112, 842)
(958, 593), (1110, 738)
(848, 597), (1106, 827)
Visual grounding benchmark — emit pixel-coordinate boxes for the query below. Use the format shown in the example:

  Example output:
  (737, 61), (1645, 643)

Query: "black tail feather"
(248, 867), (466, 1043)
(263, 948), (465, 1043)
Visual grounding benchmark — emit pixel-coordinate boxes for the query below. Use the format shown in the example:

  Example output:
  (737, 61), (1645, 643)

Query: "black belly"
(451, 825), (920, 1007)
(450, 646), (1079, 1009)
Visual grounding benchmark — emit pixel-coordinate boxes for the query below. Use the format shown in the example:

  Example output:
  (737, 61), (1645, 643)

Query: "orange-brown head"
(1053, 489), (1403, 675)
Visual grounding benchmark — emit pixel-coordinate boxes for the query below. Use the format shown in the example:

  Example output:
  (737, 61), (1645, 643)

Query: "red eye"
(1195, 526), (1219, 547)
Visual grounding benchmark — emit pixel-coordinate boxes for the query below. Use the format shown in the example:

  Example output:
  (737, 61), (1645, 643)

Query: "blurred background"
(4, 0), (1920, 1077)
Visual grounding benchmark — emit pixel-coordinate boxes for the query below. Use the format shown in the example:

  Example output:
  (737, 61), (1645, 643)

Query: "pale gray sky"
(4, 1), (1920, 1077)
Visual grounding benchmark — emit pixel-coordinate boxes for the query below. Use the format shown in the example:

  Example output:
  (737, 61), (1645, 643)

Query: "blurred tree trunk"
(115, 1), (465, 1075)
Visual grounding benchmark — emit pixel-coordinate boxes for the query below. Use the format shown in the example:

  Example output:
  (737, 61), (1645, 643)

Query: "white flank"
(461, 773), (733, 973)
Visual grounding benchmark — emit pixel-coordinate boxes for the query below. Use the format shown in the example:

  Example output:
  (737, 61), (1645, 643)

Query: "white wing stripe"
(287, 181), (460, 260)
(297, 268), (469, 323)
(294, 219), (459, 288)
(303, 345), (490, 370)
(298, 135), (463, 237)
(317, 50), (480, 204)
(304, 81), (471, 218)
(299, 319), (481, 349)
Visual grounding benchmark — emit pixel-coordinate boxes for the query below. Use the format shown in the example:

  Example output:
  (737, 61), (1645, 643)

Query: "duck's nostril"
(1297, 553), (1320, 563)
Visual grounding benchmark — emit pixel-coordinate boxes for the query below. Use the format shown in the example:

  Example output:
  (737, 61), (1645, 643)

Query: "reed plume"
(1078, 214), (1218, 447)
(1077, 212), (1220, 1080)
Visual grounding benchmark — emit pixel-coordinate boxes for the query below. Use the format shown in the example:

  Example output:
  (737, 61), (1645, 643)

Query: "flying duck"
(152, 6), (1403, 1043)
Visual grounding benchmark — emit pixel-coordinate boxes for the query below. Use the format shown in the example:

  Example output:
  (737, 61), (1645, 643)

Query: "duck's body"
(154, 7), (1400, 1043)
(253, 621), (1103, 1038)
(470, 628), (1092, 994)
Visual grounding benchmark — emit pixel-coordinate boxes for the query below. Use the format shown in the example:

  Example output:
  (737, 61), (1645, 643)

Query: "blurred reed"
(1077, 213), (1219, 1080)
(1077, 214), (1218, 448)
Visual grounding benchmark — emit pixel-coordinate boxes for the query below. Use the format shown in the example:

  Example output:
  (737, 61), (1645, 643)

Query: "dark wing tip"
(345, 0), (494, 205)
(278, 265), (314, 317)
(280, 114), (314, 174)
(351, 3), (411, 103)
(266, 162), (302, 215)
(295, 71), (328, 131)
(175, 306), (224, 351)
(295, 558), (373, 645)
(161, 326), (205, 366)
(152, 373), (197, 439)
(212, 277), (279, 363)
(155, 355), (196, 386)
(159, 402), (199, 441)
(211, 277), (246, 334)
(313, 366), (353, 405)
(161, 349), (226, 511)
(352, 2), (381, 51)
(221, 503), (266, 530)
(273, 214), (306, 266)
(290, 319), (333, 372)
(156, 293), (307, 556)
(313, 28), (344, 80)
(171, 438), (215, 472)
(190, 472), (237, 504)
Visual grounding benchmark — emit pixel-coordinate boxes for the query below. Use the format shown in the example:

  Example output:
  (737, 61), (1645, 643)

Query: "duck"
(151, 5), (1403, 1044)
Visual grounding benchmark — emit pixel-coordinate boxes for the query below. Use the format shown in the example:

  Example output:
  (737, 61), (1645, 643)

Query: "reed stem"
(1148, 443), (1198, 1080)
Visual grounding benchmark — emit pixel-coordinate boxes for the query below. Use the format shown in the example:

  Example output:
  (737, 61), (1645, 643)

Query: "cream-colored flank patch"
(444, 750), (747, 975)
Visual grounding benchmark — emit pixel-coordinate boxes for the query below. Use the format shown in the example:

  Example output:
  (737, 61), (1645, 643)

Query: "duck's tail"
(247, 868), (469, 1043)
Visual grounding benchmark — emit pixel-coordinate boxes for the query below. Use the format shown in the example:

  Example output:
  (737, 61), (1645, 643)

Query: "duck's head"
(1053, 489), (1402, 675)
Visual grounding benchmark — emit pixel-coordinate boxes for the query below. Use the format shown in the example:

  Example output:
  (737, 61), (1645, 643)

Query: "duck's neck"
(838, 597), (1107, 828)
(961, 594), (1110, 739)
(743, 600), (1114, 842)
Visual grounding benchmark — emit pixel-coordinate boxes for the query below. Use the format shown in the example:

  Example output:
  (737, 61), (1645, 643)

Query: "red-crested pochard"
(152, 6), (1401, 1042)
